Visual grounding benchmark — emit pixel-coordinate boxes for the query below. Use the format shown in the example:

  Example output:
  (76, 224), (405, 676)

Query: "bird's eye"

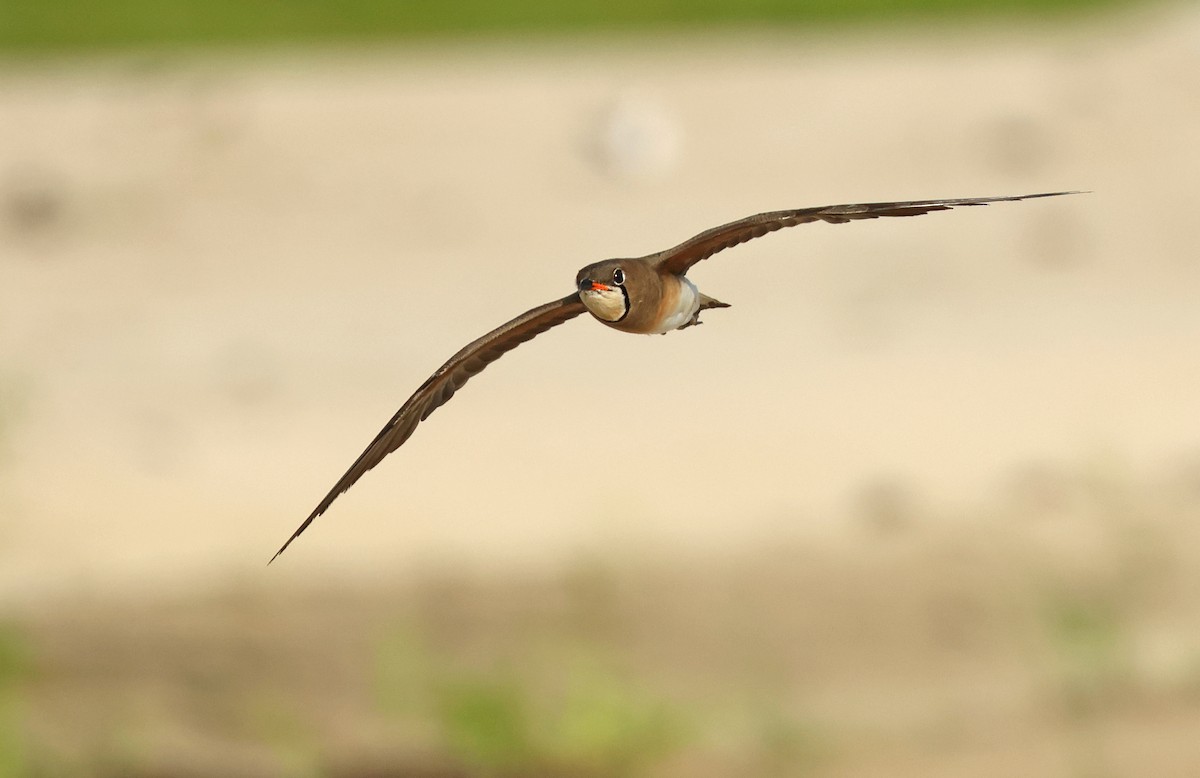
(612, 268), (625, 285)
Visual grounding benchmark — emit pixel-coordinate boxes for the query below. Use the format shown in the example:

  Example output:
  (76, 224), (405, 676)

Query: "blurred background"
(1, 0), (1199, 775)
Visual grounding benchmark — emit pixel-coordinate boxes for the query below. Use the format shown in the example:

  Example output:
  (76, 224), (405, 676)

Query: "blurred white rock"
(590, 92), (682, 182)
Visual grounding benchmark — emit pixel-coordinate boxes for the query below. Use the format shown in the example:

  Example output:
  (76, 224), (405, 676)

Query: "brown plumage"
(270, 191), (1078, 562)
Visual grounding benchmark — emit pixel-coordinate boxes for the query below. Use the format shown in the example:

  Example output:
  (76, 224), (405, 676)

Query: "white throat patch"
(581, 287), (627, 322)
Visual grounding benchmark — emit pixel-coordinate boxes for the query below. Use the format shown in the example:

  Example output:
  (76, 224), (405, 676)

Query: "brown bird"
(271, 191), (1076, 561)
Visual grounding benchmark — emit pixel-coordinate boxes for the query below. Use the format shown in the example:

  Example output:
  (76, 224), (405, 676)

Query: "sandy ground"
(0, 5), (1198, 600)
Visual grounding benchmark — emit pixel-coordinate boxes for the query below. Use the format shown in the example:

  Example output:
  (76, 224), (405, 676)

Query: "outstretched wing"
(651, 192), (1078, 275)
(271, 293), (587, 562)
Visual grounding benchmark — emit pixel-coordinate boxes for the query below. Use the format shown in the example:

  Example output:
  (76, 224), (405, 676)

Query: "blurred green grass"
(431, 657), (684, 776)
(373, 616), (687, 775)
(0, 623), (32, 776)
(0, 0), (1135, 52)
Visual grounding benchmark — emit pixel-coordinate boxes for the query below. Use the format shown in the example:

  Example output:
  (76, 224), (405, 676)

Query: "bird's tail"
(698, 293), (731, 311)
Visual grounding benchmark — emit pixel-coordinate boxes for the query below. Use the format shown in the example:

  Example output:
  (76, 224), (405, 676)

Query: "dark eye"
(612, 268), (625, 285)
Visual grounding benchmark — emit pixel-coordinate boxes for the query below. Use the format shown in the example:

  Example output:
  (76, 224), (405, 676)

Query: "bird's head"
(575, 260), (633, 323)
(577, 260), (664, 324)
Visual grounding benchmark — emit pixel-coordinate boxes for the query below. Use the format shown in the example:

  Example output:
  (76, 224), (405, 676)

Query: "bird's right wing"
(271, 293), (587, 562)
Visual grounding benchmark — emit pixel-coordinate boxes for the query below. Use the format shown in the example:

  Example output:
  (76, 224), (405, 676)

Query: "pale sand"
(0, 5), (1197, 601)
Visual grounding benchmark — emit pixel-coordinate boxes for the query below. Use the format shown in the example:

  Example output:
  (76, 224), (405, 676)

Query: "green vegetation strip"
(1, 0), (1131, 52)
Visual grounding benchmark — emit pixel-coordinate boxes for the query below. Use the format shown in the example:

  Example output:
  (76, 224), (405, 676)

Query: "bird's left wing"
(271, 293), (587, 562)
(650, 192), (1078, 275)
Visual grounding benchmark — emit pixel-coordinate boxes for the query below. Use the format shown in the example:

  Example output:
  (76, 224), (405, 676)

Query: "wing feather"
(270, 293), (586, 562)
(651, 192), (1079, 275)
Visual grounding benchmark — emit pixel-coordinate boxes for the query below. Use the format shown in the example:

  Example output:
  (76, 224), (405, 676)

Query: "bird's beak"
(589, 282), (611, 292)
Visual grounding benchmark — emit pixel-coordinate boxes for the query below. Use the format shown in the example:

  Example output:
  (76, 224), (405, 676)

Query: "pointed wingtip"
(971, 191), (1087, 204)
(267, 527), (305, 566)
(267, 541), (289, 566)
(1024, 190), (1089, 199)
(267, 508), (325, 566)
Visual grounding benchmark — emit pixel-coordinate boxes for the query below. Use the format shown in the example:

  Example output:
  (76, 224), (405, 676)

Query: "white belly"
(651, 276), (700, 333)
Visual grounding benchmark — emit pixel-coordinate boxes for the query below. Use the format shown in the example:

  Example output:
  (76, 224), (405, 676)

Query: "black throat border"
(614, 284), (630, 323)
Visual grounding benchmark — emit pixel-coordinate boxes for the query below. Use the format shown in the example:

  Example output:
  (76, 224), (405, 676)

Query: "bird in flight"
(271, 191), (1076, 562)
